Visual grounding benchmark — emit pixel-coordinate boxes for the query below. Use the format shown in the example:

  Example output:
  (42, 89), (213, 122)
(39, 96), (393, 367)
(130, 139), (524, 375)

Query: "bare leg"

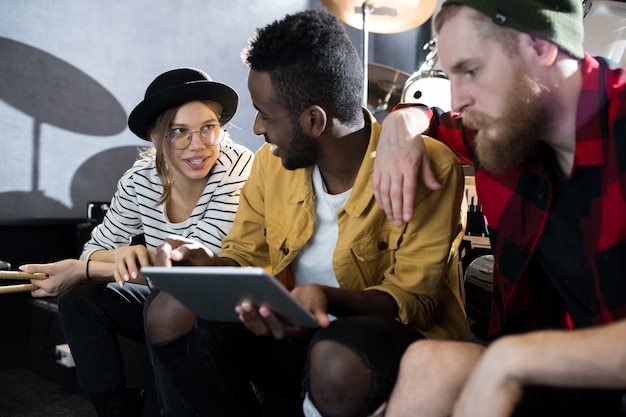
(145, 290), (196, 343)
(385, 340), (485, 417)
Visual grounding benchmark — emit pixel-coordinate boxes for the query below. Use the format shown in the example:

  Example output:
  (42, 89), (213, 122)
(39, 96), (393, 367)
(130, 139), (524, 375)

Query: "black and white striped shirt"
(80, 137), (254, 259)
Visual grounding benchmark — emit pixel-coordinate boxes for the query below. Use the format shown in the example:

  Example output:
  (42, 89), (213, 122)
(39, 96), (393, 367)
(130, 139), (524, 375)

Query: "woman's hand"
(20, 259), (86, 297)
(109, 245), (155, 285)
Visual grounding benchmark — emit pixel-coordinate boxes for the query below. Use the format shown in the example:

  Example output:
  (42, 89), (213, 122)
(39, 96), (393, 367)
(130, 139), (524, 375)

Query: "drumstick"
(0, 283), (38, 294)
(0, 269), (123, 297)
(0, 271), (48, 280)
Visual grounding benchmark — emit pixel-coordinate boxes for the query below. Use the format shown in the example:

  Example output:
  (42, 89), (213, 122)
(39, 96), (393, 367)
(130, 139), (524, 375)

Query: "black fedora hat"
(128, 68), (239, 140)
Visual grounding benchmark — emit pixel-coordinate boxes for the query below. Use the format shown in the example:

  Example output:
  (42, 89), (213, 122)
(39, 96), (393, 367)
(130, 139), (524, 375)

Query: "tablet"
(141, 266), (318, 327)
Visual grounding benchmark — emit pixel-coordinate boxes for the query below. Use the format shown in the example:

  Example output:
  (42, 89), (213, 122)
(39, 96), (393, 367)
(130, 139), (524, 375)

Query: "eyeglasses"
(165, 124), (223, 149)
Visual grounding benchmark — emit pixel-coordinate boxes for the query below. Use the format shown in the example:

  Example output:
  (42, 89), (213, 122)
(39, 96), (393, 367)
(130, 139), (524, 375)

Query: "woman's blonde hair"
(140, 100), (224, 205)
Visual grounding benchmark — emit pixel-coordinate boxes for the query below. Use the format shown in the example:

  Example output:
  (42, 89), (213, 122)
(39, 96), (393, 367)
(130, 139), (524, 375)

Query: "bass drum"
(401, 69), (452, 112)
(583, 1), (626, 66)
(463, 252), (494, 339)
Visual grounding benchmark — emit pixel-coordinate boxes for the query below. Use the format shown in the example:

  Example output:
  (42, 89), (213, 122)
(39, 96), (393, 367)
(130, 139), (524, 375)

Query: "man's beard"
(464, 72), (549, 173)
(281, 121), (321, 170)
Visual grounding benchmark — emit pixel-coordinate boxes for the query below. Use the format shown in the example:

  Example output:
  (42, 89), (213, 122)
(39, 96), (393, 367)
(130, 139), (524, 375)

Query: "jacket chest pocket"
(343, 227), (402, 287)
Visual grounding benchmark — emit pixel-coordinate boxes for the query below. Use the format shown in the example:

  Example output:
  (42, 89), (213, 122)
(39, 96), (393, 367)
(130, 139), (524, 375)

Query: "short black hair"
(242, 9), (363, 126)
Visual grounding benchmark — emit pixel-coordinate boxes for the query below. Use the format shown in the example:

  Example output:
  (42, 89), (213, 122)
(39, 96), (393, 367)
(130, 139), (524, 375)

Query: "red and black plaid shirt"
(411, 54), (626, 339)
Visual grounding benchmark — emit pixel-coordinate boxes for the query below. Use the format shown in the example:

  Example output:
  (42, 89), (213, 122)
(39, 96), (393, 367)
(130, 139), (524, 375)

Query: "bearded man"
(373, 0), (626, 416)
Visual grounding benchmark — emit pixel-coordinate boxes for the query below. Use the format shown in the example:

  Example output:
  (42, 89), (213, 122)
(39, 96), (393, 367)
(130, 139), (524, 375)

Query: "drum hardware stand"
(320, 0), (438, 108)
(358, 1), (401, 106)
(418, 37), (438, 74)
(361, 1), (372, 107)
(582, 0), (592, 18)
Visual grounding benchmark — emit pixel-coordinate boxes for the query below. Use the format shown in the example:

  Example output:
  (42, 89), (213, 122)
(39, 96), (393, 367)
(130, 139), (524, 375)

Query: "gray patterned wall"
(0, 0), (432, 220)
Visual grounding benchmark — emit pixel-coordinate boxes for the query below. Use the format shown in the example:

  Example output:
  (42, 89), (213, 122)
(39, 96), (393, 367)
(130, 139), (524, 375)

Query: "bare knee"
(308, 340), (371, 417)
(386, 340), (485, 417)
(399, 339), (447, 373)
(399, 339), (484, 387)
(145, 290), (197, 343)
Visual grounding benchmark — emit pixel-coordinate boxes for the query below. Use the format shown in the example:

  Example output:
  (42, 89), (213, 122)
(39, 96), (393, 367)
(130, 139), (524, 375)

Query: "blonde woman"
(20, 68), (254, 417)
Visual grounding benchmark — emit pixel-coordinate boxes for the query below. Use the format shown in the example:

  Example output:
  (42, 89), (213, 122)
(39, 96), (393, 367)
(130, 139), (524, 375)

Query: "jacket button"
(378, 241), (388, 250)
(282, 247), (289, 255)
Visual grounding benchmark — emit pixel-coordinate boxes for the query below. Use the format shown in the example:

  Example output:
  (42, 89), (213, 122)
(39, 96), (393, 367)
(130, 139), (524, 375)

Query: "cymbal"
(320, 0), (437, 34)
(367, 63), (410, 111)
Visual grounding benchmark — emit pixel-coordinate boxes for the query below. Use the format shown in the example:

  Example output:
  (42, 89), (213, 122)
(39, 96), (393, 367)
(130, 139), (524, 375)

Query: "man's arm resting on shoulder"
(373, 106), (440, 226)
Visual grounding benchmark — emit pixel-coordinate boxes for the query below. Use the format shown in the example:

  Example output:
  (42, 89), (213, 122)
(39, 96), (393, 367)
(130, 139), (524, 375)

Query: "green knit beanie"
(440, 0), (584, 59)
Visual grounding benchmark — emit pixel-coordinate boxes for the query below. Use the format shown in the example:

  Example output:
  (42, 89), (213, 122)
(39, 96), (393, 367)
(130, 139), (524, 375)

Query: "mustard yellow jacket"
(220, 113), (472, 340)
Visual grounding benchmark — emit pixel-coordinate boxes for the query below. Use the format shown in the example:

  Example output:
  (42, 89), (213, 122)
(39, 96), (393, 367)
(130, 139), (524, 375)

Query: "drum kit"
(319, 0), (440, 110)
(366, 38), (452, 115)
(319, 0), (626, 119)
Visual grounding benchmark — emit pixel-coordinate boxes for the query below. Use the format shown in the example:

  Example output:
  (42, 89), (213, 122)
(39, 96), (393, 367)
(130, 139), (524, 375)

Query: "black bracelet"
(85, 258), (92, 281)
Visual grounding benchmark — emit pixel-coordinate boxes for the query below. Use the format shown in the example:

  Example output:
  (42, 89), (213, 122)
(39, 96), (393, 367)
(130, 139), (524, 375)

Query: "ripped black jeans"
(146, 308), (423, 417)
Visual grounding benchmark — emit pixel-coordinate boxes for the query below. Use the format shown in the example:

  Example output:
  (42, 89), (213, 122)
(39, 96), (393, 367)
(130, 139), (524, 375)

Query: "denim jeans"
(146, 300), (424, 417)
(57, 282), (150, 393)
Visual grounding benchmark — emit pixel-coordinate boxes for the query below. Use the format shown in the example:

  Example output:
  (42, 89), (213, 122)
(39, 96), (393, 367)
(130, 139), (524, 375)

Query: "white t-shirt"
(293, 165), (351, 287)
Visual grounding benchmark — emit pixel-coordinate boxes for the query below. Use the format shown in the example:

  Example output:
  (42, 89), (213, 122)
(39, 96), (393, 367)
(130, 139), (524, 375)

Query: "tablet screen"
(141, 266), (318, 327)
